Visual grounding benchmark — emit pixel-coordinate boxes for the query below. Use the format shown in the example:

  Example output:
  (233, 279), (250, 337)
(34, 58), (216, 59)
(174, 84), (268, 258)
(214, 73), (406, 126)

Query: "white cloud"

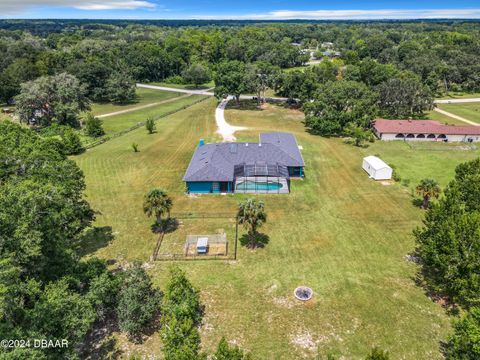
(0, 0), (156, 14)
(193, 8), (480, 20)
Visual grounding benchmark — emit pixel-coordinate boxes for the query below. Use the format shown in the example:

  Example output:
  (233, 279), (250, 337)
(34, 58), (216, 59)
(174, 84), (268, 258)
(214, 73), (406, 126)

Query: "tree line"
(414, 158), (480, 359)
(0, 122), (251, 359)
(2, 20), (478, 146)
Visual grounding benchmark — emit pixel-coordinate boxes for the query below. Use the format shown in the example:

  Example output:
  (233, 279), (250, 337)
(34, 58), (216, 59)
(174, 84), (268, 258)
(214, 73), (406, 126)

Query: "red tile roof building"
(372, 119), (480, 142)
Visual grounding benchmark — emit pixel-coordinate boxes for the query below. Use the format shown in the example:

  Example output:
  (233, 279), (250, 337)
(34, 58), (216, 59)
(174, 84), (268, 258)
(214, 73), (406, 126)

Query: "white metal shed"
(362, 156), (392, 180)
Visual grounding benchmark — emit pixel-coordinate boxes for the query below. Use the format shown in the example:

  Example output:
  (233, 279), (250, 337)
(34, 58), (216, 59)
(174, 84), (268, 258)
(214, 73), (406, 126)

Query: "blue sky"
(1, 0), (480, 19)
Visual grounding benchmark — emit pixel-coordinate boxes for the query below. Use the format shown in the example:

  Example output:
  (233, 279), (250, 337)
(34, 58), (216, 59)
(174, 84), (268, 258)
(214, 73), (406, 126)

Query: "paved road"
(434, 98), (480, 104)
(137, 83), (215, 96)
(137, 83), (290, 102)
(433, 108), (479, 126)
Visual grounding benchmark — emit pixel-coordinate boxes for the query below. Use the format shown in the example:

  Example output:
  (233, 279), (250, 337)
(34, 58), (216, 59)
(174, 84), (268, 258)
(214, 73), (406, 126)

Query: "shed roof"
(184, 132), (304, 182)
(363, 156), (391, 171)
(197, 237), (208, 248)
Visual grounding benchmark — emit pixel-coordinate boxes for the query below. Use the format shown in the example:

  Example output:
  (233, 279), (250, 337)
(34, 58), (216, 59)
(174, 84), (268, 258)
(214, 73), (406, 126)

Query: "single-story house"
(362, 156), (392, 180)
(183, 132), (305, 194)
(373, 119), (480, 142)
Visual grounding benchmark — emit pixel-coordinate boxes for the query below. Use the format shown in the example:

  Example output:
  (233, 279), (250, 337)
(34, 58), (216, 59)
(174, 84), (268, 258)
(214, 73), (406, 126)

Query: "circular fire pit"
(294, 286), (313, 301)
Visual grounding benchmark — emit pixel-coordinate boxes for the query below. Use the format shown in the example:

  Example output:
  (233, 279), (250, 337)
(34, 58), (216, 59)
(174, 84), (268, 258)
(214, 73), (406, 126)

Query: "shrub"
(84, 113), (105, 138)
(164, 75), (184, 84)
(446, 308), (480, 359)
(365, 347), (389, 360)
(146, 117), (156, 134)
(62, 127), (84, 155)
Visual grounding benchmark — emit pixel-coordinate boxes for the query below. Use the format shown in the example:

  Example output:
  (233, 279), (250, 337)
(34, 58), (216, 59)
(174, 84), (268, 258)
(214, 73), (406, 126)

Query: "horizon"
(1, 1), (480, 20)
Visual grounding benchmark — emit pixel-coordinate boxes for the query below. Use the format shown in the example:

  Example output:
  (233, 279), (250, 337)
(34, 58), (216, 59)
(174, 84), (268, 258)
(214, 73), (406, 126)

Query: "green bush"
(84, 113), (105, 138)
(116, 264), (161, 340)
(446, 308), (480, 360)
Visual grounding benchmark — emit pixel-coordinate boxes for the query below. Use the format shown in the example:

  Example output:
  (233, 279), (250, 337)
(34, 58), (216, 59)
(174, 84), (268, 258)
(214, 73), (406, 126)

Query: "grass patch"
(90, 88), (182, 116)
(436, 92), (480, 100)
(75, 99), (452, 359)
(79, 95), (208, 147)
(437, 103), (480, 124)
(426, 109), (467, 125)
(362, 140), (480, 190)
(100, 95), (207, 136)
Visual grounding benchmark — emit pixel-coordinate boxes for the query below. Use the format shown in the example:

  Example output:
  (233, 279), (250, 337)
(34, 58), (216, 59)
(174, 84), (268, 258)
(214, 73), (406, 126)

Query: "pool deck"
(234, 177), (290, 194)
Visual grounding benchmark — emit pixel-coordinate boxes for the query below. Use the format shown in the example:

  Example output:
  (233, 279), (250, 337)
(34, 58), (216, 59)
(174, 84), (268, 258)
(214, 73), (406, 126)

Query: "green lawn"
(75, 99), (454, 359)
(362, 140), (480, 189)
(426, 109), (468, 125)
(98, 95), (207, 136)
(90, 88), (182, 116)
(437, 102), (480, 124)
(436, 92), (480, 100)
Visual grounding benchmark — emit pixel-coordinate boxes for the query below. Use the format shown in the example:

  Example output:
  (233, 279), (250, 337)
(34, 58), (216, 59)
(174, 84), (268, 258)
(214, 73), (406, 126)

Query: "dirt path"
(215, 96), (247, 141)
(433, 107), (479, 126)
(97, 94), (192, 118)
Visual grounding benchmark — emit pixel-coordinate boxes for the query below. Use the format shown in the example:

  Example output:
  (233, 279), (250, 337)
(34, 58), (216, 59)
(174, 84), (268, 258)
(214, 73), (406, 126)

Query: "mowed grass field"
(437, 102), (480, 124)
(75, 99), (459, 359)
(426, 109), (467, 125)
(98, 94), (206, 136)
(90, 88), (183, 116)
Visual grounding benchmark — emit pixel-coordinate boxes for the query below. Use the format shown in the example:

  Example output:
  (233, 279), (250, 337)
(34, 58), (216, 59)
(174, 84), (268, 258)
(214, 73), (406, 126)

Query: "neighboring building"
(373, 119), (480, 142)
(362, 156), (392, 181)
(321, 50), (341, 58)
(183, 132), (305, 194)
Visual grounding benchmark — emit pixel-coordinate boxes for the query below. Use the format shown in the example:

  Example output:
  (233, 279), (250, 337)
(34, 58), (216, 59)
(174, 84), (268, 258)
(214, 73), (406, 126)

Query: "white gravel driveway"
(215, 96), (247, 142)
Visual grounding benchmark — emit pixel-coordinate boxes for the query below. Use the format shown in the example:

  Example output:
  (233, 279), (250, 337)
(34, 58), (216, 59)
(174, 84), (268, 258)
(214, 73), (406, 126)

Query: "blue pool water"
(236, 181), (283, 191)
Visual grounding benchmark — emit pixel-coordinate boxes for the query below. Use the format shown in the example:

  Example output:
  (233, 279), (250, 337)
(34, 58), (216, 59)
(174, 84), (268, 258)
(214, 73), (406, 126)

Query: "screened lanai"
(233, 162), (290, 194)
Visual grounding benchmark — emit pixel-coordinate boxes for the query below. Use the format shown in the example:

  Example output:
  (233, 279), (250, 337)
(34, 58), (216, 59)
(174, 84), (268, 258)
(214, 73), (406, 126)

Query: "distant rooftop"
(183, 132), (304, 182)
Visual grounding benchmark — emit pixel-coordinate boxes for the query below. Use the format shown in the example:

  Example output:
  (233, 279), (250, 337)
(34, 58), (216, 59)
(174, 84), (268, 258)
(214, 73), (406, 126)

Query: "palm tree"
(237, 198), (267, 248)
(143, 188), (173, 224)
(416, 179), (441, 209)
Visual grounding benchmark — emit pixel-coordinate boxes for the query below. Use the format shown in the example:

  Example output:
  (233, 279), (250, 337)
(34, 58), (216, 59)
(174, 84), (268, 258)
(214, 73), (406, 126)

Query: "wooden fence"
(84, 96), (210, 149)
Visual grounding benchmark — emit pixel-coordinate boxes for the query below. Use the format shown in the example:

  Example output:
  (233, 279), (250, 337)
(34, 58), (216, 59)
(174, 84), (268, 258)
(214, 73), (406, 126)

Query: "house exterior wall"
(288, 166), (304, 177)
(379, 133), (480, 142)
(187, 182), (233, 194)
(187, 182), (214, 193)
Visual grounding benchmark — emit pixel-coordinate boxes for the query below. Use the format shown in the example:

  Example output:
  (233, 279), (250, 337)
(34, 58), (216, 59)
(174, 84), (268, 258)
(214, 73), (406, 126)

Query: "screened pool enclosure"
(234, 162), (290, 194)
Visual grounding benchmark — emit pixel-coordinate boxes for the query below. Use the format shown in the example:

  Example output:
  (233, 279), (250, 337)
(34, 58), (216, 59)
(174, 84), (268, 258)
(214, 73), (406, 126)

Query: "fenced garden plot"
(184, 233), (228, 257)
(154, 215), (236, 261)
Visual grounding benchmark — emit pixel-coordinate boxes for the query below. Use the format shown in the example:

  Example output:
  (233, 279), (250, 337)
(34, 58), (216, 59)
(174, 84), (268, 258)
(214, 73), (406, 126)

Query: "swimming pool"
(235, 181), (283, 191)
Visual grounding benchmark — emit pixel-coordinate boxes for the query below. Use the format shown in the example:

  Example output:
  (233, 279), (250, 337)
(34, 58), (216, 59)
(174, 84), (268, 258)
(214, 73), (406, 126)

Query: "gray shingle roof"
(183, 132), (304, 182)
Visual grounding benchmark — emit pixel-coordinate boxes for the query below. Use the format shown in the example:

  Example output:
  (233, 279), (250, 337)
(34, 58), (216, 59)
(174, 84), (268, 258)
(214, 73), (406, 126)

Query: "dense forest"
(1, 20), (479, 104)
(1, 19), (479, 139)
(1, 20), (480, 358)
